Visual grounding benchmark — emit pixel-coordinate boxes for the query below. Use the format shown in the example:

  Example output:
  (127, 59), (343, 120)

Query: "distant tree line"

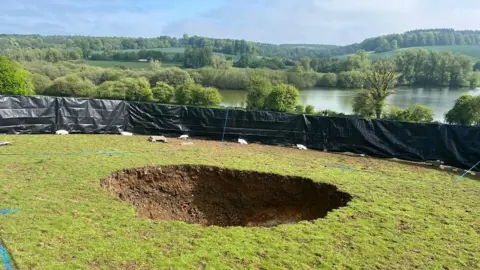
(358, 29), (480, 54)
(1, 47), (83, 62)
(90, 50), (170, 62)
(0, 34), (256, 57)
(256, 29), (480, 59)
(4, 47), (479, 91)
(304, 50), (480, 88)
(3, 29), (480, 61)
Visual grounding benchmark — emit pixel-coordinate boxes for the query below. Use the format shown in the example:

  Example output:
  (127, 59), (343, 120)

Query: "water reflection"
(219, 87), (480, 121)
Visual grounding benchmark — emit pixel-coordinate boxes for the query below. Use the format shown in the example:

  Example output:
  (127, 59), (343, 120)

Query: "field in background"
(87, 47), (239, 69)
(83, 60), (182, 69)
(93, 47), (239, 60)
(336, 45), (480, 61)
(0, 135), (478, 269)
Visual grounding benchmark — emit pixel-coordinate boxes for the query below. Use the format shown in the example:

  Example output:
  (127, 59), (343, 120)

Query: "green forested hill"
(336, 45), (480, 62)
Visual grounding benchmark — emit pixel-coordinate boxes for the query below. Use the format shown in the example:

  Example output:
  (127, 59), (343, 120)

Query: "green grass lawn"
(336, 45), (480, 61)
(0, 135), (479, 269)
(83, 60), (182, 69)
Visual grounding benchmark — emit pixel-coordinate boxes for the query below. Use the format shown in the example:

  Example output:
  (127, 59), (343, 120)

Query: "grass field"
(108, 47), (187, 54)
(336, 45), (480, 62)
(0, 135), (479, 269)
(83, 60), (182, 69)
(93, 47), (239, 61)
(84, 49), (239, 70)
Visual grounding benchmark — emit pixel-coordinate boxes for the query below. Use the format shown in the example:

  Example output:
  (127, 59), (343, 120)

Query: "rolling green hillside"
(336, 45), (480, 62)
(82, 60), (182, 69)
(94, 47), (239, 61)
(106, 47), (186, 54)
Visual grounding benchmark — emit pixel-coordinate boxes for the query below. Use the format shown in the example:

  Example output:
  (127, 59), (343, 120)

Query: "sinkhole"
(100, 165), (352, 227)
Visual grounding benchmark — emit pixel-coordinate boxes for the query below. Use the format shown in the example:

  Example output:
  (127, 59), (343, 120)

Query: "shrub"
(31, 74), (52, 94)
(352, 90), (376, 118)
(174, 80), (222, 106)
(77, 69), (104, 85)
(46, 74), (94, 97)
(384, 105), (434, 123)
(317, 73), (337, 87)
(120, 77), (153, 101)
(193, 86), (222, 106)
(445, 94), (480, 125)
(337, 70), (366, 89)
(246, 74), (272, 110)
(383, 106), (404, 121)
(189, 71), (204, 84)
(0, 56), (35, 95)
(305, 105), (315, 114)
(95, 81), (126, 100)
(198, 67), (249, 90)
(100, 69), (125, 83)
(209, 55), (233, 69)
(286, 71), (319, 89)
(152, 81), (175, 103)
(175, 79), (196, 105)
(469, 72), (480, 88)
(150, 67), (192, 87)
(264, 84), (300, 112)
(403, 104), (434, 123)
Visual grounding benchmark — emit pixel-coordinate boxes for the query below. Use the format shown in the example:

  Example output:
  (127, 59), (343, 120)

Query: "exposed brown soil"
(100, 165), (352, 227)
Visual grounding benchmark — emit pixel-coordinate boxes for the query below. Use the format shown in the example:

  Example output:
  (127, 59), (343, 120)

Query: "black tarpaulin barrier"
(224, 110), (307, 145)
(437, 124), (480, 170)
(127, 102), (186, 135)
(128, 102), (307, 145)
(324, 118), (433, 161)
(56, 97), (127, 133)
(1, 95), (480, 171)
(0, 95), (56, 134)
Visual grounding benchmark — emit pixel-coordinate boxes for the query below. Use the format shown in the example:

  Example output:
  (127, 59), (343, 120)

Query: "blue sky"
(2, 0), (480, 45)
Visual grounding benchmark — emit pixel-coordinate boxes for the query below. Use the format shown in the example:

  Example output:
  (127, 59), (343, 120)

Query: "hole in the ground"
(100, 165), (352, 227)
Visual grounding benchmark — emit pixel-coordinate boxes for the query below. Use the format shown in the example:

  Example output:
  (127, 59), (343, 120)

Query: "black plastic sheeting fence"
(0, 96), (127, 134)
(1, 95), (480, 171)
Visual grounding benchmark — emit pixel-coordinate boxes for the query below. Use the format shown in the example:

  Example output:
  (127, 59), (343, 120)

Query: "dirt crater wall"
(101, 165), (352, 227)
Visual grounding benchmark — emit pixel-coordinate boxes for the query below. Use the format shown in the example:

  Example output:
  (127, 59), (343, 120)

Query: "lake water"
(219, 87), (480, 121)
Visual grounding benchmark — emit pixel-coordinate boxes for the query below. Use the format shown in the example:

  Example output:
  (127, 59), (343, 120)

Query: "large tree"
(246, 74), (272, 110)
(184, 46), (213, 68)
(192, 86), (222, 106)
(95, 81), (125, 100)
(119, 77), (153, 101)
(174, 79), (196, 105)
(343, 50), (370, 71)
(352, 90), (376, 118)
(152, 81), (174, 103)
(364, 60), (398, 118)
(263, 84), (299, 112)
(0, 56), (35, 95)
(209, 55), (233, 69)
(384, 104), (434, 123)
(46, 74), (94, 97)
(445, 94), (480, 126)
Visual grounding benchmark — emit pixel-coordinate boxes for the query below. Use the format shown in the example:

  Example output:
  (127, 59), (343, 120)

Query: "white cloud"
(313, 0), (420, 13)
(0, 0), (171, 37)
(1, 0), (480, 44)
(164, 0), (480, 44)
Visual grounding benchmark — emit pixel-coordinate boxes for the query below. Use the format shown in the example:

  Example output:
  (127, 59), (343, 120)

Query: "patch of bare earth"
(101, 165), (352, 227)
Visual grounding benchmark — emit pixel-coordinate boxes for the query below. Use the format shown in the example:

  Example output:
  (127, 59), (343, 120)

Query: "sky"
(1, 0), (480, 45)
